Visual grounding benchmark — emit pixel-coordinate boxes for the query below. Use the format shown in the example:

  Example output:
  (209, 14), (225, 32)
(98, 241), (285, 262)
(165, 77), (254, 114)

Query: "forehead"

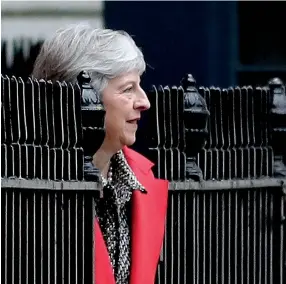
(110, 71), (141, 87)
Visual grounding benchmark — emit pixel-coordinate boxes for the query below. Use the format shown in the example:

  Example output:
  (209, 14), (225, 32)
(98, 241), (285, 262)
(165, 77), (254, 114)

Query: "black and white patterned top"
(95, 150), (146, 284)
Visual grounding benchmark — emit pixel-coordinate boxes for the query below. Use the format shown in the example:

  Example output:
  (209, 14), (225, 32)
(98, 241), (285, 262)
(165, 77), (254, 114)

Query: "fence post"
(77, 71), (105, 182)
(181, 74), (210, 181)
(268, 77), (286, 177)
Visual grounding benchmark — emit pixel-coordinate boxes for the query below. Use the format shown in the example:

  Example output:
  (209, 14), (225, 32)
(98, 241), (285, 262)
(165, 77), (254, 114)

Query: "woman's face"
(101, 71), (150, 152)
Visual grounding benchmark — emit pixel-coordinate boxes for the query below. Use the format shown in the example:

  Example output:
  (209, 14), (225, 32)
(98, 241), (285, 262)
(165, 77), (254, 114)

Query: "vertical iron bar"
(33, 192), (36, 283)
(28, 78), (37, 178)
(5, 191), (8, 284)
(241, 191), (244, 284)
(193, 192), (196, 283)
(247, 191), (250, 284)
(82, 195), (85, 284)
(177, 193), (181, 284)
(196, 193), (199, 284)
(54, 193), (57, 284)
(62, 193), (65, 284)
(234, 192), (238, 284)
(253, 191), (257, 284)
(245, 87), (251, 178)
(183, 193), (187, 284)
(264, 191), (268, 284)
(257, 87), (263, 177)
(209, 193), (212, 284)
(203, 194), (206, 284)
(170, 195), (174, 284)
(14, 76), (22, 178)
(232, 88), (237, 179)
(26, 197), (29, 284)
(270, 193), (273, 284)
(41, 194), (43, 284)
(228, 192), (231, 284)
(259, 191), (262, 284)
(68, 198), (71, 284)
(35, 79), (43, 179)
(2, 75), (7, 153)
(48, 193), (51, 284)
(12, 191), (15, 284)
(59, 83), (65, 180)
(218, 88), (225, 180)
(216, 193), (219, 284)
(280, 193), (284, 284)
(221, 192), (225, 284)
(75, 194), (78, 284)
(8, 76), (15, 177)
(249, 87), (256, 178)
(20, 77), (28, 178)
(42, 80), (50, 180)
(205, 88), (212, 180)
(19, 191), (22, 284)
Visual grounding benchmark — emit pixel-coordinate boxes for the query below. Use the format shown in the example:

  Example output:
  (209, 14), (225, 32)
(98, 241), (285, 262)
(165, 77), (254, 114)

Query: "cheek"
(102, 94), (132, 133)
(104, 104), (125, 133)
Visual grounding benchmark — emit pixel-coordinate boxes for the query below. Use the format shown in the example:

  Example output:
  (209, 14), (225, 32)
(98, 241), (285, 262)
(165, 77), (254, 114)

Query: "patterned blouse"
(95, 150), (146, 284)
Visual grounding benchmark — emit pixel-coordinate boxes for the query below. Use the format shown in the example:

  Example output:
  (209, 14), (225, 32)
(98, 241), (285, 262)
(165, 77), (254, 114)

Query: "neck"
(92, 141), (121, 179)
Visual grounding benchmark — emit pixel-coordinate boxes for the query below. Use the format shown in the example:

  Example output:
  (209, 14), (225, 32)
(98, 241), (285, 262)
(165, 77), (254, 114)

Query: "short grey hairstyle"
(32, 23), (146, 93)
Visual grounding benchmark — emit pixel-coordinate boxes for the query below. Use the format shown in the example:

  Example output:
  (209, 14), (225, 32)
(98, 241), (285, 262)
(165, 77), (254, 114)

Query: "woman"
(32, 23), (168, 284)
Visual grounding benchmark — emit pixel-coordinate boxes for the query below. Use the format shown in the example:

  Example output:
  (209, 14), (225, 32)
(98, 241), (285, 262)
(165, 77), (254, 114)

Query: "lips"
(127, 118), (140, 124)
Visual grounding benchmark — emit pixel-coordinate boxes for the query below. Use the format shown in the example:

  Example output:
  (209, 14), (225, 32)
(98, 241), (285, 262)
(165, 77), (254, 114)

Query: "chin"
(123, 135), (136, 147)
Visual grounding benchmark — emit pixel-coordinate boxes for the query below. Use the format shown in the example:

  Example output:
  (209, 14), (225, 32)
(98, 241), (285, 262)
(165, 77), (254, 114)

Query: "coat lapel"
(123, 147), (169, 284)
(94, 147), (169, 284)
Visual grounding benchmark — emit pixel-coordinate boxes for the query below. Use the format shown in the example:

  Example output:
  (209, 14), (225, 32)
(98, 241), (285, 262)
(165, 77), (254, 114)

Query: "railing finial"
(268, 77), (286, 177)
(77, 71), (105, 182)
(181, 73), (210, 181)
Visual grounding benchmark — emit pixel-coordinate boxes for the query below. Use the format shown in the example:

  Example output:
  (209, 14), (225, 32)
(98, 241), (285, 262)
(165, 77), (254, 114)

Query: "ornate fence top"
(1, 73), (286, 183)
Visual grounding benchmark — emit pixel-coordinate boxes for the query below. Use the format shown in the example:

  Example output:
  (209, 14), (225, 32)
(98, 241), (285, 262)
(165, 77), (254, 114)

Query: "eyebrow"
(118, 79), (138, 89)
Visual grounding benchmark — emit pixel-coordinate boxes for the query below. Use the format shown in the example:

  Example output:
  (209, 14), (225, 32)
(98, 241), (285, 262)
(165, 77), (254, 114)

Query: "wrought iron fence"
(1, 70), (286, 284)
(1, 75), (84, 180)
(157, 182), (286, 284)
(2, 180), (98, 284)
(144, 75), (286, 181)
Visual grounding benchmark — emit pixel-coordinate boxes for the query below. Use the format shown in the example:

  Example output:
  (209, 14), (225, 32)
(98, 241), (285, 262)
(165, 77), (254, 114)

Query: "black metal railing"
(2, 180), (98, 284)
(1, 71), (286, 284)
(144, 75), (286, 181)
(156, 182), (286, 284)
(1, 75), (84, 180)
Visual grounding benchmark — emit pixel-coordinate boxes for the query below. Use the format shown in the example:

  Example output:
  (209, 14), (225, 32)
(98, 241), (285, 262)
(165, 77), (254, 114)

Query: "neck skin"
(92, 138), (121, 179)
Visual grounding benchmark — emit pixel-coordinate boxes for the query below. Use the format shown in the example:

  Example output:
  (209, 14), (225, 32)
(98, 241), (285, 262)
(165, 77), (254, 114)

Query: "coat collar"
(122, 146), (154, 175)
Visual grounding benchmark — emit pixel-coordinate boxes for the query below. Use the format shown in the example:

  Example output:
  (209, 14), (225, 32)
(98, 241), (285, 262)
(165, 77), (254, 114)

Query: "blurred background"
(2, 0), (286, 88)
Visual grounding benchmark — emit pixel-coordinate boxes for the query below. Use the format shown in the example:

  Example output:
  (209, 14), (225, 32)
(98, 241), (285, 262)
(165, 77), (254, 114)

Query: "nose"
(134, 88), (150, 111)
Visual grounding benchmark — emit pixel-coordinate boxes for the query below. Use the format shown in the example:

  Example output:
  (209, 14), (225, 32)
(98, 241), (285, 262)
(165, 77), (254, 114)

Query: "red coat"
(94, 146), (169, 284)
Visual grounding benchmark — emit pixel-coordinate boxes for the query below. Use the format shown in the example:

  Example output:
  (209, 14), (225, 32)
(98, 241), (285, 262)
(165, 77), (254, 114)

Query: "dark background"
(104, 1), (286, 89)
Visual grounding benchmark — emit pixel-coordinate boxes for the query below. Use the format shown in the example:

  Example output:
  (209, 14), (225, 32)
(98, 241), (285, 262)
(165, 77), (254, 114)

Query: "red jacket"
(94, 146), (169, 284)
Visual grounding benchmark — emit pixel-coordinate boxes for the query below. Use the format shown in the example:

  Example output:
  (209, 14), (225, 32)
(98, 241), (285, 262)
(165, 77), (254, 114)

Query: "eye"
(123, 86), (134, 93)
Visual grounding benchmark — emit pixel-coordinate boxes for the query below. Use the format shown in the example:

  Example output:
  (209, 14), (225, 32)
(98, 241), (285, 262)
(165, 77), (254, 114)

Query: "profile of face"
(101, 70), (150, 152)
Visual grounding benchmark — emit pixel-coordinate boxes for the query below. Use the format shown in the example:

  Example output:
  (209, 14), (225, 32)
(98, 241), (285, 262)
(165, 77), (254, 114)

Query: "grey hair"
(32, 23), (146, 93)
